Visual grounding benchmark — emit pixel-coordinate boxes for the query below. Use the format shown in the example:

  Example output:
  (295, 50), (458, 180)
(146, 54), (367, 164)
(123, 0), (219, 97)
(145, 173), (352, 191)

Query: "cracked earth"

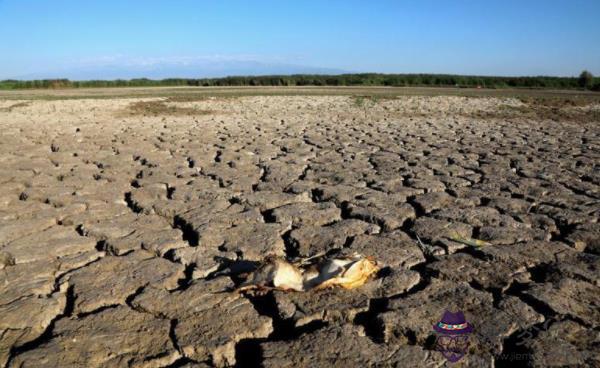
(0, 94), (598, 367)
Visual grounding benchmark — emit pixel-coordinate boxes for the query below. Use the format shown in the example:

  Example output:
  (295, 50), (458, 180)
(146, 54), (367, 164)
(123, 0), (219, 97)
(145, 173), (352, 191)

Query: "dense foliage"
(1, 73), (599, 90)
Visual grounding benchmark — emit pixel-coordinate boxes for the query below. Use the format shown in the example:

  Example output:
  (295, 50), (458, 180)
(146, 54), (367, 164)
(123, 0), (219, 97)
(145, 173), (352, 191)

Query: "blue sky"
(1, 0), (599, 79)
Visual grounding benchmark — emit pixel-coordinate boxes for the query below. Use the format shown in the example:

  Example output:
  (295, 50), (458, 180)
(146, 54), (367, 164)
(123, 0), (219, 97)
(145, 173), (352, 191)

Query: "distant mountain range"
(13, 60), (348, 80)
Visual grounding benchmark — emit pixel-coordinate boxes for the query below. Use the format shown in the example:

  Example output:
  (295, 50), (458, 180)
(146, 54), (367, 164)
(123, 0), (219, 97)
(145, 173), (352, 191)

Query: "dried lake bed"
(1, 90), (599, 367)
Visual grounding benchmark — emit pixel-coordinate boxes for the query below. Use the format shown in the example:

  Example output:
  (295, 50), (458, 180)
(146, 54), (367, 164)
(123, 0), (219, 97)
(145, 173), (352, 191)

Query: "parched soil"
(0, 94), (598, 367)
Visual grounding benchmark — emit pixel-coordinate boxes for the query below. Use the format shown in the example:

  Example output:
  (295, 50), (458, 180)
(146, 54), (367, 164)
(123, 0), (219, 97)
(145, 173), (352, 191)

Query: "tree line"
(1, 72), (598, 90)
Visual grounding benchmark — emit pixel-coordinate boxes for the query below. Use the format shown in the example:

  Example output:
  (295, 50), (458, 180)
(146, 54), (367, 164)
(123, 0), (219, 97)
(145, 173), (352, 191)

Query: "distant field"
(1, 85), (600, 101)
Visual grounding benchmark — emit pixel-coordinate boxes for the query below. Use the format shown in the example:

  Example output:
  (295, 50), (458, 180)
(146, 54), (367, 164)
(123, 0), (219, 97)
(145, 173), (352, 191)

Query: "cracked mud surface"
(1, 94), (599, 367)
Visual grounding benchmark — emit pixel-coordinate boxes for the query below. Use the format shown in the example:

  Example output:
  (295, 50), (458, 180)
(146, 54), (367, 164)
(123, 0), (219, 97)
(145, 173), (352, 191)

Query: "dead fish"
(237, 253), (379, 293)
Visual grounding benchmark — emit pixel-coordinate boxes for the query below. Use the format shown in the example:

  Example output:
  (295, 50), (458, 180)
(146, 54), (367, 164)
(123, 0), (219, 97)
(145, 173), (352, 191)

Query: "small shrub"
(578, 70), (594, 89)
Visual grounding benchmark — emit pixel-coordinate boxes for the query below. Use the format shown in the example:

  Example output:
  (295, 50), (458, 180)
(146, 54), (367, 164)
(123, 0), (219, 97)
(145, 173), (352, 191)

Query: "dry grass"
(345, 94), (600, 122)
(518, 96), (594, 108)
(454, 97), (600, 123)
(502, 97), (600, 122)
(3, 86), (599, 101)
(165, 95), (237, 103)
(0, 101), (30, 112)
(125, 100), (214, 117)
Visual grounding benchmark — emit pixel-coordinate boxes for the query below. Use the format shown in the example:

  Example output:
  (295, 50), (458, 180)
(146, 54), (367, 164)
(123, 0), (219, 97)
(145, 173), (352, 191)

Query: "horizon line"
(2, 71), (595, 82)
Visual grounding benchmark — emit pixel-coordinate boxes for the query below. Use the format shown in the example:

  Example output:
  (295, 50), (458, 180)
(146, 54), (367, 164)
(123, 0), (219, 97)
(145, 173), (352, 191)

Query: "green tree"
(578, 70), (593, 89)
